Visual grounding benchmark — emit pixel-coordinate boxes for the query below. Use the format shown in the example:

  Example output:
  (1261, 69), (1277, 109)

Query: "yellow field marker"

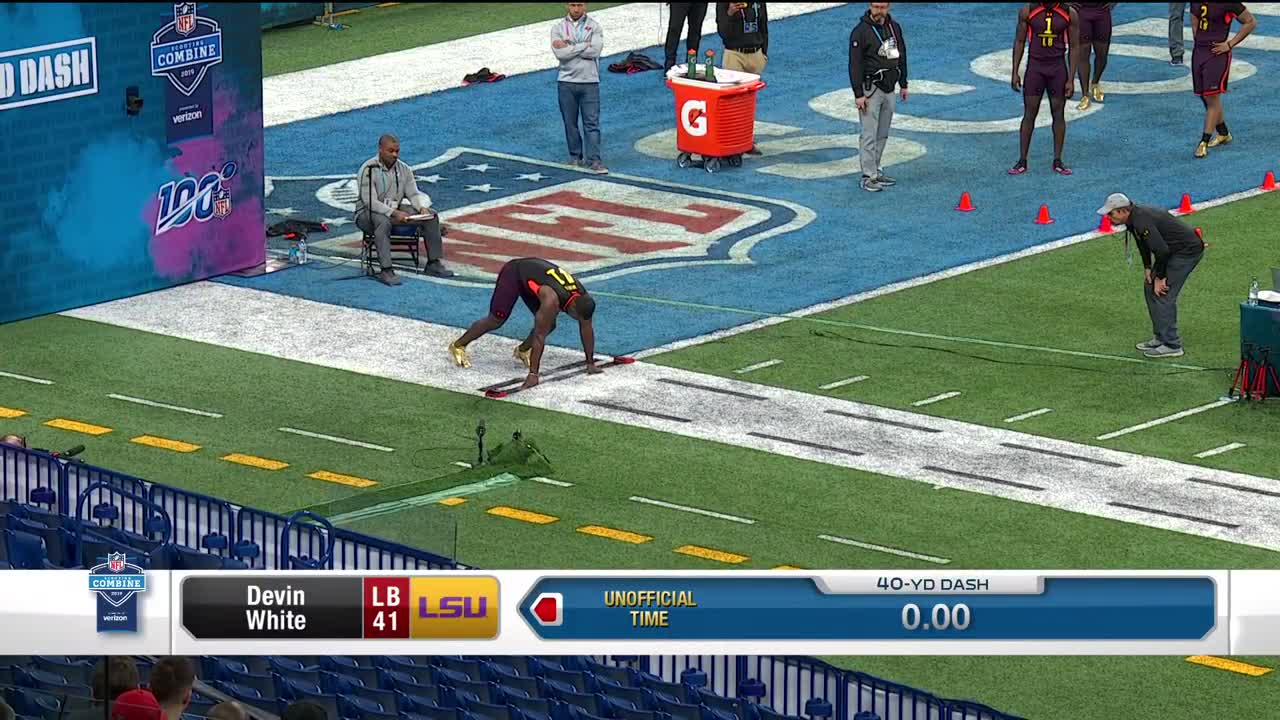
(221, 453), (289, 471)
(487, 506), (559, 524)
(438, 497), (467, 507)
(1185, 656), (1273, 677)
(578, 525), (653, 544)
(772, 565), (805, 570)
(44, 418), (112, 436)
(0, 406), (27, 419)
(308, 470), (377, 488)
(674, 544), (749, 564)
(131, 435), (201, 453)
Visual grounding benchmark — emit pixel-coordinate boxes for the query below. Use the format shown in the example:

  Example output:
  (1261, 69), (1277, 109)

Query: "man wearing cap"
(110, 689), (164, 720)
(1098, 192), (1206, 358)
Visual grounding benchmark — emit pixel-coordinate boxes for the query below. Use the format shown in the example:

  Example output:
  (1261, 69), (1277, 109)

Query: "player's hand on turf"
(521, 373), (540, 389)
(1211, 40), (1231, 55)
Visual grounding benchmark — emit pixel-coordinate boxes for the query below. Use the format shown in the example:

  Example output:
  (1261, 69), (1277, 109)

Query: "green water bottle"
(703, 49), (716, 82)
(685, 49), (697, 79)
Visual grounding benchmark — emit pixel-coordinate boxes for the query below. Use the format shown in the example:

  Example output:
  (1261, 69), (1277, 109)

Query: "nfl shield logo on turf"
(174, 2), (196, 35)
(213, 188), (232, 218)
(89, 552), (147, 633)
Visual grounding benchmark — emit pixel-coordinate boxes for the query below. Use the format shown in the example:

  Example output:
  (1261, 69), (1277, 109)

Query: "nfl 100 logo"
(88, 552), (147, 633)
(155, 161), (236, 234)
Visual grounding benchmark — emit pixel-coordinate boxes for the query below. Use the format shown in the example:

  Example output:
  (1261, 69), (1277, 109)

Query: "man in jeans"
(553, 3), (606, 173)
(1170, 3), (1186, 65)
(849, 2), (908, 192)
(1098, 193), (1207, 359)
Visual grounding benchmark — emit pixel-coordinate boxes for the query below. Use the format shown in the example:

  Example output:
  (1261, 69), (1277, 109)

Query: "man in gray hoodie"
(552, 3), (607, 173)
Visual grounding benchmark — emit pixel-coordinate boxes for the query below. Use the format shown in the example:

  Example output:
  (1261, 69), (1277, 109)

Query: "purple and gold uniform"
(1191, 2), (1245, 95)
(1023, 3), (1072, 98)
(1075, 2), (1112, 43)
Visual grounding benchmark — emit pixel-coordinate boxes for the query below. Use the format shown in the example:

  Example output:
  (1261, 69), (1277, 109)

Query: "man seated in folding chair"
(354, 134), (454, 285)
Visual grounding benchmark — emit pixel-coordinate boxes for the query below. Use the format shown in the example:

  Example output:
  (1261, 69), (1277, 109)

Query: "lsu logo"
(409, 576), (499, 639)
(681, 99), (708, 137)
(151, 2), (223, 96)
(156, 161), (237, 234)
(263, 148), (809, 283)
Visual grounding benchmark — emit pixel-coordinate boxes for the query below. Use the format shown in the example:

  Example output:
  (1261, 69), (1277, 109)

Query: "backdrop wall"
(0, 2), (265, 325)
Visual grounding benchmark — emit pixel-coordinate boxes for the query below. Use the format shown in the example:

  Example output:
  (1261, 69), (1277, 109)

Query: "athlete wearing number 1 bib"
(450, 258), (599, 389)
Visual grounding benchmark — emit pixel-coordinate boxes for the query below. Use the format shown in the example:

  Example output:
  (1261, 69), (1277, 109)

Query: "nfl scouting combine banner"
(0, 2), (265, 325)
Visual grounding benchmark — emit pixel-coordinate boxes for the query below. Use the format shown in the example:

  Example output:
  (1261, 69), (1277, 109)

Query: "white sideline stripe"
(629, 495), (755, 525)
(820, 376), (869, 390)
(1005, 408), (1054, 423)
(634, 184), (1275, 359)
(913, 392), (961, 407)
(1195, 442), (1246, 459)
(818, 534), (952, 565)
(1096, 399), (1236, 440)
(278, 427), (395, 452)
(735, 359), (783, 375)
(532, 477), (574, 488)
(264, 3), (845, 127)
(453, 461), (473, 468)
(107, 393), (221, 417)
(0, 371), (53, 385)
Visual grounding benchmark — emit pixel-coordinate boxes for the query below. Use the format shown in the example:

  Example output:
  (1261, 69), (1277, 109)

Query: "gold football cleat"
(1194, 141), (1208, 159)
(448, 342), (471, 368)
(513, 345), (532, 369)
(1077, 95), (1091, 111)
(1091, 84), (1104, 102)
(1208, 132), (1232, 147)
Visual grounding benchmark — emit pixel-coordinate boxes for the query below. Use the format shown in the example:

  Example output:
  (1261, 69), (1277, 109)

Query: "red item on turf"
(485, 389), (508, 398)
(955, 192), (976, 212)
(614, 356), (636, 364)
(1034, 204), (1053, 224)
(1264, 171), (1277, 191)
(1177, 193), (1194, 214)
(1098, 215), (1113, 233)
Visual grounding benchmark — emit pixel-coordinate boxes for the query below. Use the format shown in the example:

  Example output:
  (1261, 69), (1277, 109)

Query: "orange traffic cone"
(1263, 171), (1277, 191)
(1177, 193), (1194, 214)
(1098, 214), (1113, 233)
(955, 192), (976, 212)
(1034, 204), (1054, 224)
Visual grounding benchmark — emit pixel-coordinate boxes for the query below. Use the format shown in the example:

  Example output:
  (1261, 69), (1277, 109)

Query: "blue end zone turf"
(223, 3), (1280, 355)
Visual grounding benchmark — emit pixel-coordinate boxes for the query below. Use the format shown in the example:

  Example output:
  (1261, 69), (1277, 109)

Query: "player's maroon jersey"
(1026, 3), (1071, 62)
(514, 257), (583, 310)
(1192, 2), (1246, 47)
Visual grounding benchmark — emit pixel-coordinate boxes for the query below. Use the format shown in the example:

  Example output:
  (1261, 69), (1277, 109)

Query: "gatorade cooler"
(665, 65), (765, 173)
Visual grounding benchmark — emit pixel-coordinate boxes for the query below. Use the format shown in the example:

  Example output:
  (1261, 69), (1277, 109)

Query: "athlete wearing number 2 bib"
(450, 258), (599, 389)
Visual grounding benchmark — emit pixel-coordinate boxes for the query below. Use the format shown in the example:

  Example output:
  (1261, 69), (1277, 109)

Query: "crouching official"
(1097, 192), (1207, 359)
(849, 2), (908, 193)
(354, 134), (454, 285)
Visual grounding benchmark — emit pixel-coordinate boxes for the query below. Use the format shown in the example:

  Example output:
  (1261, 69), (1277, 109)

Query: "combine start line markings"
(629, 496), (756, 525)
(913, 391), (961, 407)
(1004, 408), (1053, 423)
(1194, 442), (1246, 459)
(819, 375), (869, 390)
(1096, 398), (1235, 440)
(279, 427), (395, 452)
(0, 371), (53, 385)
(818, 534), (952, 565)
(734, 359), (783, 375)
(107, 393), (222, 418)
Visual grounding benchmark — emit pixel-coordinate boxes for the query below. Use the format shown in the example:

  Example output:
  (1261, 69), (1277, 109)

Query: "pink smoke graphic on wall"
(142, 83), (266, 281)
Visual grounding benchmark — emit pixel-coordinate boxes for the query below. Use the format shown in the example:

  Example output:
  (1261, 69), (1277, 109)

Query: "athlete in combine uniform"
(1190, 2), (1256, 158)
(1010, 2), (1080, 176)
(1073, 2), (1113, 110)
(449, 257), (599, 389)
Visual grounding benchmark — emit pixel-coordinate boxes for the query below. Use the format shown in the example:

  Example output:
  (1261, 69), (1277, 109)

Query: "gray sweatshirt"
(353, 155), (431, 217)
(551, 13), (604, 83)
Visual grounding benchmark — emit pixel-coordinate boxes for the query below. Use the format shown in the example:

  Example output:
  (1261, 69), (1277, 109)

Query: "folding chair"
(362, 224), (422, 276)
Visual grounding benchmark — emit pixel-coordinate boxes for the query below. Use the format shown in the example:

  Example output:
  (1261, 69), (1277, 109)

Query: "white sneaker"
(1136, 338), (1162, 351)
(1143, 344), (1184, 358)
(860, 176), (882, 192)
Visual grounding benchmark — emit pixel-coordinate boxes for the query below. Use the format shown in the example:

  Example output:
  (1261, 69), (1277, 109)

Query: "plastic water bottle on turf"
(298, 236), (309, 265)
(288, 240), (299, 264)
(1248, 277), (1259, 305)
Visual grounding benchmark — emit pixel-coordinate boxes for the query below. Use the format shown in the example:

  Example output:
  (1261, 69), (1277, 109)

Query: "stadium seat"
(586, 661), (636, 689)
(602, 686), (655, 713)
(432, 666), (473, 687)
(384, 669), (439, 695)
(323, 658), (380, 688)
(494, 675), (539, 700)
(655, 697), (701, 720)
(227, 668), (276, 698)
(450, 679), (499, 705)
(541, 669), (590, 694)
(481, 660), (522, 681)
(278, 676), (325, 702)
(642, 677), (693, 705)
(396, 689), (446, 714)
(435, 658), (484, 682)
(3, 530), (56, 569)
(352, 685), (399, 712)
(32, 656), (93, 686)
(504, 694), (553, 720)
(615, 708), (668, 720)
(553, 688), (605, 719)
(466, 700), (515, 720)
(697, 692), (746, 720)
(752, 706), (802, 720)
(339, 693), (391, 719)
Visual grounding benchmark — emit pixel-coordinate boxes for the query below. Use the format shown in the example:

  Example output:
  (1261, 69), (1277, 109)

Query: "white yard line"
(453, 461), (473, 468)
(734, 359), (783, 375)
(1195, 443), (1247, 459)
(1096, 399), (1236, 441)
(0, 371), (53, 385)
(1004, 408), (1054, 423)
(819, 376), (869, 390)
(913, 392), (961, 407)
(279, 427), (394, 452)
(264, 3), (846, 127)
(532, 477), (574, 488)
(818, 534), (951, 565)
(629, 495), (755, 525)
(634, 184), (1277, 359)
(107, 393), (222, 418)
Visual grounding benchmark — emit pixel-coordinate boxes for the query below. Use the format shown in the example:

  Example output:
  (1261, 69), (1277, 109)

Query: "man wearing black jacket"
(664, 3), (710, 72)
(849, 3), (908, 193)
(1098, 193), (1207, 358)
(717, 3), (768, 74)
